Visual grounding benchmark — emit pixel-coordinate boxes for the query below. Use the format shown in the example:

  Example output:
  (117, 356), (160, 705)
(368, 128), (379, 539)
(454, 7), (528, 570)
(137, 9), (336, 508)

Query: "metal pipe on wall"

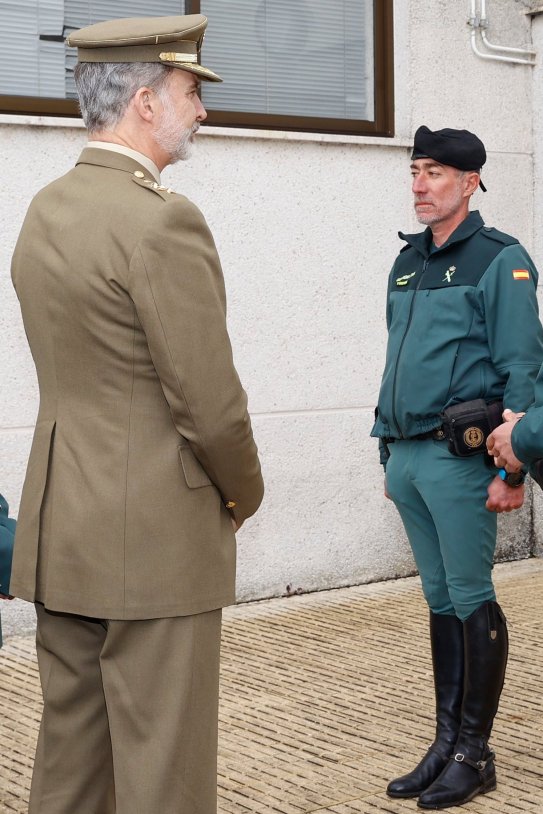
(479, 0), (536, 56)
(468, 0), (536, 65)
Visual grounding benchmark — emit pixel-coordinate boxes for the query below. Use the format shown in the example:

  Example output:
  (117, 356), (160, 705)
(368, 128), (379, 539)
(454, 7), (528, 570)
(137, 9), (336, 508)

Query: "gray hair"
(74, 62), (174, 134)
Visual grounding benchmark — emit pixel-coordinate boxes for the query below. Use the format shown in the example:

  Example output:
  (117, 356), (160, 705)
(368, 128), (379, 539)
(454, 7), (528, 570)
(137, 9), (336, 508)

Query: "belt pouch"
(441, 399), (503, 457)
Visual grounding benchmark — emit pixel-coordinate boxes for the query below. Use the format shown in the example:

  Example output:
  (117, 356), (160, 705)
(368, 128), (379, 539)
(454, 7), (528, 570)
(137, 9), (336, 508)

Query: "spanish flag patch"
(512, 269), (530, 280)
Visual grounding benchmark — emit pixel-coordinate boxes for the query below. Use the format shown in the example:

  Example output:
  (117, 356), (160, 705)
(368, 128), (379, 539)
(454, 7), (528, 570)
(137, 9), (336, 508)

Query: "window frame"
(0, 0), (394, 137)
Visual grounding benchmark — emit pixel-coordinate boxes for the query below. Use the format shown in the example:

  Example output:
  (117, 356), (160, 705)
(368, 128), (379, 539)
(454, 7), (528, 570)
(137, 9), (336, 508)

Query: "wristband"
(498, 468), (525, 488)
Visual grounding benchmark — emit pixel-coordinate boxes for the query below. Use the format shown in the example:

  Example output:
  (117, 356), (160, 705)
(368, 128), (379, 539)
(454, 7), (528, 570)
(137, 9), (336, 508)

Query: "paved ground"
(1, 559), (543, 813)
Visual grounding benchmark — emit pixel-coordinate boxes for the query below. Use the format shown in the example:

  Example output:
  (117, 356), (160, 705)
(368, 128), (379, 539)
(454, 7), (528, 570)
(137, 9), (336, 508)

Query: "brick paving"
(1, 559), (543, 813)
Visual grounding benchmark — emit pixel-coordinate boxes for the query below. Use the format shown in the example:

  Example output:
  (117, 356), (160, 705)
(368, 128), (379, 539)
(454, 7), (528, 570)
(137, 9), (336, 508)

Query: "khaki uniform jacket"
(11, 148), (264, 620)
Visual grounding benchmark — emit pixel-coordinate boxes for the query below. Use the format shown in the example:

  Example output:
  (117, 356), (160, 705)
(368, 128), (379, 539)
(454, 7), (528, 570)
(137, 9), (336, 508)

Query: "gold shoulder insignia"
(131, 175), (177, 196)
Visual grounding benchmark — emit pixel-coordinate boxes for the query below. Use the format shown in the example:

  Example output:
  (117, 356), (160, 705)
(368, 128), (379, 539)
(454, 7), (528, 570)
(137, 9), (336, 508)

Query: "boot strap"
(429, 743), (453, 762)
(451, 750), (495, 772)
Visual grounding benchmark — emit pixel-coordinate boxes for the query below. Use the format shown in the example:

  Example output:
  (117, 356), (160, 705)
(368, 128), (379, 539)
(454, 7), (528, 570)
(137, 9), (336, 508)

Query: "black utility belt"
(382, 399), (506, 460)
(413, 399), (503, 458)
(441, 399), (503, 457)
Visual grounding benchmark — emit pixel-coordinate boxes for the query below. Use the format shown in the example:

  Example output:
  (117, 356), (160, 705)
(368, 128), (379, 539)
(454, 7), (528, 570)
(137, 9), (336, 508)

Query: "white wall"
(0, 1), (541, 625)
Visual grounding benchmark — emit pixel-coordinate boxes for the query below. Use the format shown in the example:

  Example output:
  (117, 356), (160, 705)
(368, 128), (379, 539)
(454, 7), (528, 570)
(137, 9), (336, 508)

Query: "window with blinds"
(0, 0), (394, 136)
(0, 0), (187, 114)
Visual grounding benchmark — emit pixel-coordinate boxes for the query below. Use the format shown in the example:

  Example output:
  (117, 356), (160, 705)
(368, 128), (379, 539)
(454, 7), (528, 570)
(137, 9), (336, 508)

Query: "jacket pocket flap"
(178, 445), (212, 489)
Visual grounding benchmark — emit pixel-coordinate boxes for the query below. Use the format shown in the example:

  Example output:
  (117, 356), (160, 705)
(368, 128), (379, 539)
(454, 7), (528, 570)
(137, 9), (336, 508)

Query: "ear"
(463, 171), (481, 198)
(132, 86), (158, 124)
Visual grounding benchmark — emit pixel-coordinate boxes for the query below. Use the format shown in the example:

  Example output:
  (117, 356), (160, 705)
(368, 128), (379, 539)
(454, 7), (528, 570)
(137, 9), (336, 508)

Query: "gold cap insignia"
(159, 52), (198, 63)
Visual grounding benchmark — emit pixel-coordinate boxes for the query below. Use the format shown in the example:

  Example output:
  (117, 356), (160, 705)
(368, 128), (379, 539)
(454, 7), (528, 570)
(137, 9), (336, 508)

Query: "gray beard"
(154, 112), (199, 164)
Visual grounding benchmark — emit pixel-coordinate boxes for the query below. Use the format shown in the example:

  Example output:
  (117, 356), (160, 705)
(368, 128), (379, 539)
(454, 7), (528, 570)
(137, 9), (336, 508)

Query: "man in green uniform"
(372, 126), (543, 809)
(10, 15), (264, 814)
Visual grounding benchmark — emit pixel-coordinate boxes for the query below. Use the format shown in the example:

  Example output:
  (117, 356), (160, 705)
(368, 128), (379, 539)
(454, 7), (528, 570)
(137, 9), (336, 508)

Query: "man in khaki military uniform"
(10, 14), (264, 813)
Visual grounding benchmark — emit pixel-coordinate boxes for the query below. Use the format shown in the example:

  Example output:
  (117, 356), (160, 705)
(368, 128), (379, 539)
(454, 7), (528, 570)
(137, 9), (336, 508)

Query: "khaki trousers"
(30, 603), (222, 814)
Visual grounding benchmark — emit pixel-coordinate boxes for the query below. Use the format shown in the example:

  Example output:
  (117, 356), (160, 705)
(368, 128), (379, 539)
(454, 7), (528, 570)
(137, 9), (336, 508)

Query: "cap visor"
(165, 61), (222, 82)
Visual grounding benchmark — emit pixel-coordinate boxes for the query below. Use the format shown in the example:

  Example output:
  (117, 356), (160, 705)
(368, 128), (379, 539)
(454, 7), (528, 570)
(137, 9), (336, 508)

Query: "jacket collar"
(86, 142), (161, 182)
(75, 147), (154, 180)
(398, 210), (485, 257)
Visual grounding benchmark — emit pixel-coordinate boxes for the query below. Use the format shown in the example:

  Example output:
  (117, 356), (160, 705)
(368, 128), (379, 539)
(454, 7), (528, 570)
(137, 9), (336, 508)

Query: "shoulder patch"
(480, 226), (519, 247)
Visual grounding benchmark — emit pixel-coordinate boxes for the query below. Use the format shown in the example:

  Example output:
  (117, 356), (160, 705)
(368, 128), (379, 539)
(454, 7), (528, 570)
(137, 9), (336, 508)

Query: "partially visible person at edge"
(10, 14), (263, 814)
(371, 125), (543, 810)
(0, 492), (16, 646)
(488, 387), (543, 480)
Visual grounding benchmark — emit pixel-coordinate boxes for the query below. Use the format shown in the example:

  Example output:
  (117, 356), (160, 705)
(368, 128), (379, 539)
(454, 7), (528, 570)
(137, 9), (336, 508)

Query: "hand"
(503, 408), (525, 423)
(485, 475), (524, 513)
(486, 409), (524, 472)
(384, 476), (391, 500)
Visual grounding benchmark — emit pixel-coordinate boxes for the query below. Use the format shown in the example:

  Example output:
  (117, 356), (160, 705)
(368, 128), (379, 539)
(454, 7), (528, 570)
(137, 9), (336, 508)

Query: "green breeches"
(386, 439), (497, 621)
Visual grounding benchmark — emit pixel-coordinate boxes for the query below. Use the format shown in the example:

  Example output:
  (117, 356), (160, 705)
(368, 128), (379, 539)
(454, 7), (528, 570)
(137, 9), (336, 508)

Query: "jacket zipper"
(391, 258), (429, 437)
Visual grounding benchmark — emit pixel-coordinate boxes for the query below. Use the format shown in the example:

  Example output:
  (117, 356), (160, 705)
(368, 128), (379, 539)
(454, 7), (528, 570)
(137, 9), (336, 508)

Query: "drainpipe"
(468, 0), (536, 65)
(479, 0), (536, 56)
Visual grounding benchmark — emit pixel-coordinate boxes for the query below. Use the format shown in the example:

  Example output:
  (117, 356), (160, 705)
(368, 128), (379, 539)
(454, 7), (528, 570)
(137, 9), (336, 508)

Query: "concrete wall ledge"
(0, 114), (415, 148)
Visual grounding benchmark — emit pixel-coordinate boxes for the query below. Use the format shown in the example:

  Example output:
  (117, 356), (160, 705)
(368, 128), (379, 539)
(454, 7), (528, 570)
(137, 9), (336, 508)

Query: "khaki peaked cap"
(67, 14), (222, 82)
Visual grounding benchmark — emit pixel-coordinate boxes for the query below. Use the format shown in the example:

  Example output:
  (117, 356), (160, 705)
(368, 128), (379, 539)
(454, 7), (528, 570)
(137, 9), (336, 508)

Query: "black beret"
(411, 126), (486, 171)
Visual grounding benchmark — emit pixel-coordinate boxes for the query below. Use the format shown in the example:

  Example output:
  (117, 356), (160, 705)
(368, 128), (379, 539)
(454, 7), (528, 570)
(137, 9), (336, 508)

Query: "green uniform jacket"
(11, 148), (264, 620)
(372, 211), (543, 452)
(511, 369), (543, 463)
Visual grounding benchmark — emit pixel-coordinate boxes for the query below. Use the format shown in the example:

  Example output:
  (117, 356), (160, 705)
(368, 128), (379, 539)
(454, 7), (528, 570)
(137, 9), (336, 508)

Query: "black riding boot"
(387, 612), (464, 799)
(418, 600), (508, 809)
